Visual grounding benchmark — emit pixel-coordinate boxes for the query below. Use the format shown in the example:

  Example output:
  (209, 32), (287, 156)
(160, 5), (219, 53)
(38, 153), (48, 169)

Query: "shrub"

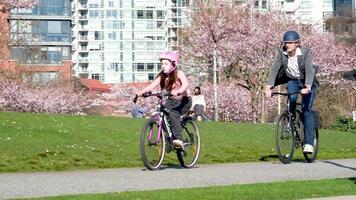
(0, 77), (89, 114)
(332, 115), (356, 133)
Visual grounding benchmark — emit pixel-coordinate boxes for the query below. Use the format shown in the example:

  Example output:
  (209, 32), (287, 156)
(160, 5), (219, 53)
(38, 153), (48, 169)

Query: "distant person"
(191, 86), (206, 121)
(131, 103), (148, 118)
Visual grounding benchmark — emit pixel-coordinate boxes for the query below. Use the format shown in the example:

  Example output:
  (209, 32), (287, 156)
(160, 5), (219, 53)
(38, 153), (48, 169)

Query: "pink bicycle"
(134, 91), (201, 170)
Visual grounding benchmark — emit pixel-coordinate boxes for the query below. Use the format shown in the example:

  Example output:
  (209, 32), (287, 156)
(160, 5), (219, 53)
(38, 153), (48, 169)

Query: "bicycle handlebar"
(133, 91), (173, 103)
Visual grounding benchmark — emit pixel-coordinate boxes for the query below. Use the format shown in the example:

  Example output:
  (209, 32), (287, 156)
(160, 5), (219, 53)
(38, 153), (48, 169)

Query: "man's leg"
(302, 86), (317, 146)
(287, 80), (300, 118)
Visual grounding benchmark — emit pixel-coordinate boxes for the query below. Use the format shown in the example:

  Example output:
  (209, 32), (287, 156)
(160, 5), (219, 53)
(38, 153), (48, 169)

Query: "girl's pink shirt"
(141, 70), (189, 98)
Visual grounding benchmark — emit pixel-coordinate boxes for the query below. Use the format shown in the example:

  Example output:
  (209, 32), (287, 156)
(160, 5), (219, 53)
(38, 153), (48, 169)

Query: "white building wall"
(72, 0), (167, 83)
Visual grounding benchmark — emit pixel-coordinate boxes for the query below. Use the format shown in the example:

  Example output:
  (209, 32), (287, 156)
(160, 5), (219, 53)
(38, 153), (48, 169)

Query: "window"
(137, 63), (144, 71)
(157, 10), (164, 19)
(262, 0), (267, 9)
(89, 4), (99, 8)
(146, 21), (154, 29)
(157, 21), (163, 29)
(92, 74), (100, 80)
(89, 10), (99, 18)
(91, 74), (104, 82)
(137, 10), (144, 19)
(148, 73), (155, 81)
(147, 63), (154, 71)
(146, 10), (153, 19)
(157, 63), (161, 70)
(33, 72), (58, 84)
(108, 32), (117, 40)
(107, 10), (117, 18)
(254, 0), (259, 8)
(235, 0), (244, 6)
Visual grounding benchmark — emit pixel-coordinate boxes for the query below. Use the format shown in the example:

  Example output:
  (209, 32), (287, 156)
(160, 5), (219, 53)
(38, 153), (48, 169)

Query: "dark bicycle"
(134, 91), (201, 170)
(273, 92), (319, 164)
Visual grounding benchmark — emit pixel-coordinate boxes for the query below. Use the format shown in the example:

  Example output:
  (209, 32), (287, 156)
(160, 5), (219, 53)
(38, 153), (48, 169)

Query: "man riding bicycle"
(264, 31), (319, 154)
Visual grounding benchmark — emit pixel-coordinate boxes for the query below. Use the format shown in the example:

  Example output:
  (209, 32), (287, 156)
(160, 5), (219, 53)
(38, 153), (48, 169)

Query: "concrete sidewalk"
(0, 159), (355, 199)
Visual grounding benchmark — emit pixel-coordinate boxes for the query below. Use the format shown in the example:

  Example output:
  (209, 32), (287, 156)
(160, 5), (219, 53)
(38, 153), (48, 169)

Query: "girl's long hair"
(158, 68), (180, 91)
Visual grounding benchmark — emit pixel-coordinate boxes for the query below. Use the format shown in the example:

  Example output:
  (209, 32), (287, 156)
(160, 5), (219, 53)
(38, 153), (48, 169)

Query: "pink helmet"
(159, 51), (179, 74)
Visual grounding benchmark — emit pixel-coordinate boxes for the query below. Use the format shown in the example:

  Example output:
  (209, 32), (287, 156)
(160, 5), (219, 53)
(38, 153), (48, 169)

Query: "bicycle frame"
(274, 92), (303, 145)
(146, 92), (173, 146)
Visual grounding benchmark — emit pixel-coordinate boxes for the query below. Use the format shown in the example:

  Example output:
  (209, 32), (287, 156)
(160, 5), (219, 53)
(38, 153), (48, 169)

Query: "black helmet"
(283, 31), (300, 42)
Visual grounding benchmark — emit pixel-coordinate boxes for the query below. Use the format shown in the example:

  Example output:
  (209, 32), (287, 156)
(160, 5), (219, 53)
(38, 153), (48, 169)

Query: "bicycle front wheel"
(275, 112), (295, 164)
(303, 128), (319, 163)
(140, 118), (165, 170)
(177, 119), (200, 168)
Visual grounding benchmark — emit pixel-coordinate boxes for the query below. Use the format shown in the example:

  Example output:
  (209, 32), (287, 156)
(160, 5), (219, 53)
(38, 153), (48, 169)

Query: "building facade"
(333, 0), (356, 36)
(72, 0), (170, 83)
(165, 0), (190, 50)
(4, 0), (72, 82)
(251, 0), (333, 32)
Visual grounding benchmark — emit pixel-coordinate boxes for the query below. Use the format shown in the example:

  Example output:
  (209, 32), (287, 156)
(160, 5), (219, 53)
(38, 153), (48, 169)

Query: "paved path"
(0, 159), (356, 199)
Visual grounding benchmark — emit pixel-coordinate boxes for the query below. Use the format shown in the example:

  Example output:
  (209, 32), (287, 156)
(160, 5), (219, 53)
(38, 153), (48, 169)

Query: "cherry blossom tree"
(180, 0), (356, 122)
(0, 76), (89, 114)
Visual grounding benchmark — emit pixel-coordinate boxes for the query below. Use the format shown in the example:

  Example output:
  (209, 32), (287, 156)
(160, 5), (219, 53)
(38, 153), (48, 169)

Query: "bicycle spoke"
(177, 120), (200, 168)
(276, 113), (295, 164)
(140, 120), (165, 170)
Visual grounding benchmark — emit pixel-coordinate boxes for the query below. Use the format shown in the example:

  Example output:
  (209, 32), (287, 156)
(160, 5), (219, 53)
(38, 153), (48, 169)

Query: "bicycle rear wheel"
(177, 119), (200, 168)
(275, 112), (295, 164)
(140, 119), (165, 170)
(303, 128), (319, 163)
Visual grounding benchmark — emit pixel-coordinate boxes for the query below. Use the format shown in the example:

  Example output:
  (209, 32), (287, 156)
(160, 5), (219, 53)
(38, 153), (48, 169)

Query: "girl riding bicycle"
(137, 51), (191, 150)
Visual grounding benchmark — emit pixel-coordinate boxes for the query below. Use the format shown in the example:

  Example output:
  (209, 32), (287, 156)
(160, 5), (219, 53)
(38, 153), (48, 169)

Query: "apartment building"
(333, 0), (356, 36)
(166, 0), (191, 50)
(250, 0), (333, 31)
(3, 0), (72, 82)
(72, 0), (170, 83)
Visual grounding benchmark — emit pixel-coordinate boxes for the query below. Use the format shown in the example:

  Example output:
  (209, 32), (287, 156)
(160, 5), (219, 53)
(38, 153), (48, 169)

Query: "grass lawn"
(1, 111), (356, 172)
(27, 178), (356, 200)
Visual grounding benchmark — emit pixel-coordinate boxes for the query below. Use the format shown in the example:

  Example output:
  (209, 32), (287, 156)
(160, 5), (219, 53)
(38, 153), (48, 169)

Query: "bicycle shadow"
(260, 154), (311, 164)
(322, 160), (356, 171)
(141, 163), (199, 171)
(259, 154), (279, 161)
(348, 177), (356, 184)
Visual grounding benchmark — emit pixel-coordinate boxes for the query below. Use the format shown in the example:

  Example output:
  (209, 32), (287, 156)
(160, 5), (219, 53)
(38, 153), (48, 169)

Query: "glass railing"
(12, 7), (71, 16)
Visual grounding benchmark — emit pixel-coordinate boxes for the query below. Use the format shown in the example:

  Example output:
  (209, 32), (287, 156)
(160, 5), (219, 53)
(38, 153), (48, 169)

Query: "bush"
(314, 83), (356, 128)
(93, 80), (277, 122)
(332, 115), (356, 133)
(0, 77), (89, 114)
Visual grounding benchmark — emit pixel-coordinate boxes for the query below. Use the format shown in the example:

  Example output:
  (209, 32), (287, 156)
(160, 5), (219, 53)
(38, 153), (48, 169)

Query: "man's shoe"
(303, 144), (314, 154)
(172, 139), (184, 150)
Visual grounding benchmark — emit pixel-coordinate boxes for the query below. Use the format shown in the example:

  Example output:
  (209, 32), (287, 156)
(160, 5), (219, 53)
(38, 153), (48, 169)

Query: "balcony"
(78, 67), (89, 74)
(78, 4), (88, 10)
(78, 58), (89, 63)
(71, 45), (77, 51)
(78, 15), (88, 21)
(79, 46), (89, 52)
(323, 11), (333, 19)
(168, 32), (177, 38)
(78, 26), (89, 32)
(79, 36), (88, 42)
